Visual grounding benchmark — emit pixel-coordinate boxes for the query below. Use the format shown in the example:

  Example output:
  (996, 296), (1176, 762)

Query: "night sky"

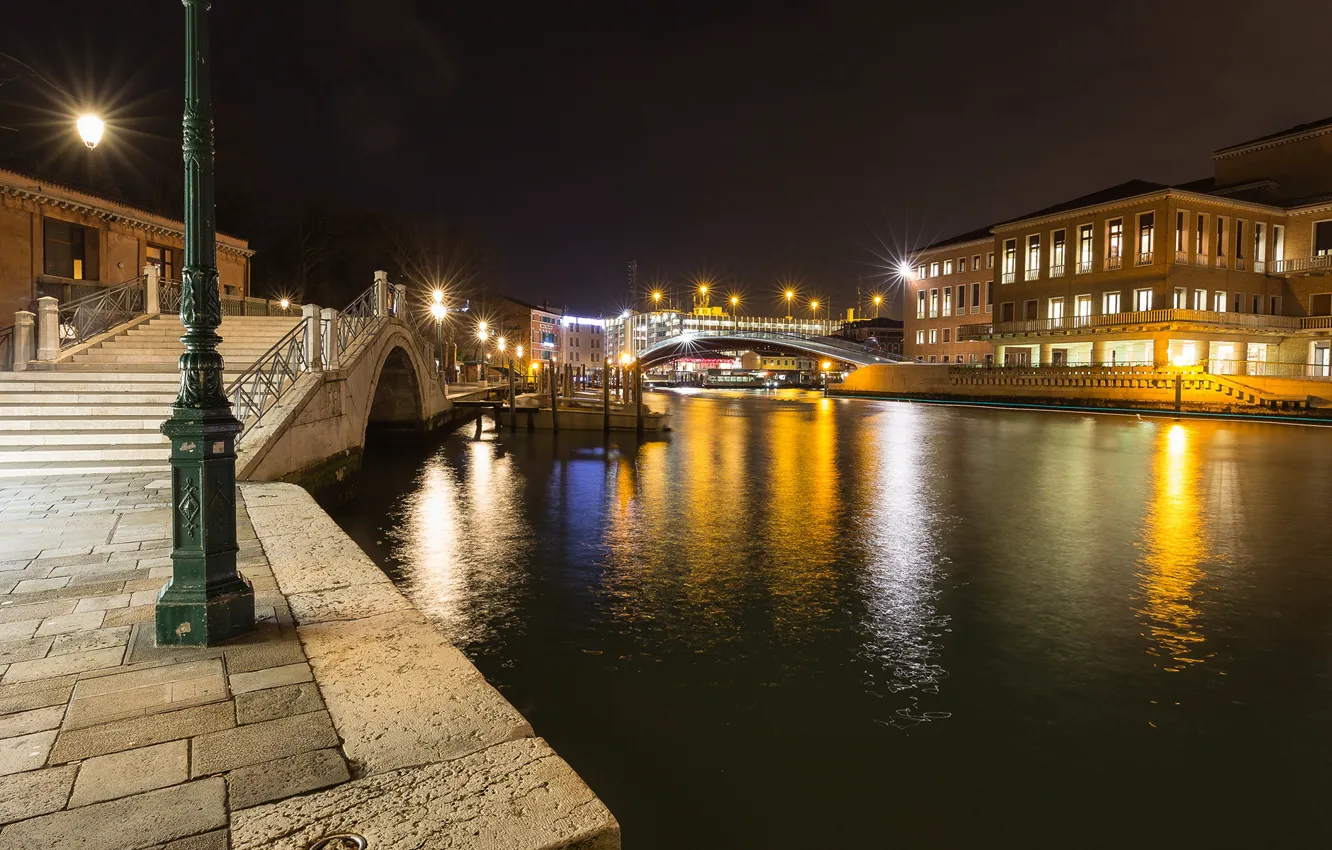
(6, 0), (1332, 314)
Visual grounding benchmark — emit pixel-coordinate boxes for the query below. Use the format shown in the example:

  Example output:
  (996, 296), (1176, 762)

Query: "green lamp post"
(155, 0), (254, 646)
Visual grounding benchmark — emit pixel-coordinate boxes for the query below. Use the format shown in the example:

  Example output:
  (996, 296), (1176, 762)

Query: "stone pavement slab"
(68, 740), (189, 807)
(226, 747), (349, 810)
(0, 763), (77, 825)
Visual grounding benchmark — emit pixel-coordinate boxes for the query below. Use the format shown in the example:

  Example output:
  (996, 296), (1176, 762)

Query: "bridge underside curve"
(636, 334), (902, 369)
(367, 346), (424, 431)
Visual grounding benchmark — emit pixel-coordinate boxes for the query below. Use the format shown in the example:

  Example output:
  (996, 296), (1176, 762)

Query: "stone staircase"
(0, 314), (300, 479)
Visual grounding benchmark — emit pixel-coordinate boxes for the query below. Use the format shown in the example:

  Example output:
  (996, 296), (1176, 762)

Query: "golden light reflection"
(1135, 423), (1211, 672)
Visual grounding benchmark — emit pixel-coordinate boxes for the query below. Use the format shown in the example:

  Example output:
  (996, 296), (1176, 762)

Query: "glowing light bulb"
(77, 114), (104, 149)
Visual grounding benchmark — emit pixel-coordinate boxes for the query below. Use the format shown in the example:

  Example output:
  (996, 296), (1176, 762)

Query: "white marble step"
(0, 430), (166, 446)
(0, 458), (170, 479)
(0, 416), (165, 432)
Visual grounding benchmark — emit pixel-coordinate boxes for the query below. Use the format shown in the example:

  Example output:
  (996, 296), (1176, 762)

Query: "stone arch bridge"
(634, 329), (910, 369)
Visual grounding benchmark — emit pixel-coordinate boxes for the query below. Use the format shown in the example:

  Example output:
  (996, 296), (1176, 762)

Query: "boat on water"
(509, 392), (671, 432)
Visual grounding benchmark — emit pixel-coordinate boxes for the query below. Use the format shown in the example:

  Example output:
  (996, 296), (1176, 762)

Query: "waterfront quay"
(0, 472), (617, 849)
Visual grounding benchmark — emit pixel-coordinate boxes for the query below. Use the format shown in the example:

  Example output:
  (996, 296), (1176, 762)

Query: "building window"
(958, 256), (967, 272)
(42, 218), (99, 281)
(986, 252), (995, 269)
(928, 355), (937, 363)
(1252, 294), (1262, 313)
(1194, 288), (1206, 310)
(1254, 222), (1266, 271)
(1195, 213), (1208, 264)
(1136, 212), (1154, 265)
(972, 254), (981, 270)
(929, 288), (939, 317)
(916, 264), (926, 280)
(942, 287), (952, 315)
(929, 329), (938, 344)
(1023, 299), (1038, 321)
(1271, 295), (1282, 315)
(145, 244), (176, 281)
(1077, 223), (1094, 273)
(930, 262), (940, 277)
(1175, 211), (1187, 262)
(942, 328), (952, 343)
(1233, 292), (1244, 313)
(1173, 287), (1187, 309)
(1273, 225), (1285, 267)
(1050, 229), (1066, 277)
(1002, 239), (1017, 283)
(1106, 218), (1123, 269)
(1236, 220), (1246, 267)
(985, 281), (993, 313)
(1025, 235), (1040, 280)
(943, 259), (954, 275)
(1216, 217), (1228, 268)
(1133, 288), (1153, 311)
(1000, 301), (1015, 322)
(957, 284), (967, 315)
(1074, 294), (1092, 319)
(1103, 291), (1121, 314)
(916, 290), (927, 319)
(1048, 296), (1064, 327)
(1315, 221), (1332, 257)
(915, 330), (925, 345)
(1213, 290), (1227, 312)
(970, 282), (981, 313)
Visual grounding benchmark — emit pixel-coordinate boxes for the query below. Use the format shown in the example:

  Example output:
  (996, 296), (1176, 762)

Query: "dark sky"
(7, 0), (1332, 315)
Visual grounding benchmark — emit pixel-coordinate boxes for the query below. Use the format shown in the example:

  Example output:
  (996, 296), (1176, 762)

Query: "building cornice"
(993, 189), (1286, 234)
(918, 236), (993, 257)
(0, 169), (255, 258)
(1213, 124), (1332, 160)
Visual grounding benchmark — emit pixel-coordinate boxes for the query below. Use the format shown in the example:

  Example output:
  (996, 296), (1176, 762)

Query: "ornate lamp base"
(155, 405), (253, 646)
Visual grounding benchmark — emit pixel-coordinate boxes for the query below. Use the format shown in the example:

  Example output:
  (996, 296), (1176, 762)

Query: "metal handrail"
(337, 285), (379, 355)
(228, 319), (310, 438)
(160, 279), (183, 314)
(57, 275), (147, 352)
(0, 324), (12, 371)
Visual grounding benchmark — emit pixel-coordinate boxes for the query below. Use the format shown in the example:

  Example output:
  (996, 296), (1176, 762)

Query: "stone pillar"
(1152, 339), (1170, 369)
(1234, 339), (1249, 376)
(1039, 343), (1053, 367)
(36, 296), (59, 361)
(374, 270), (389, 317)
(321, 308), (340, 370)
(393, 283), (407, 319)
(144, 264), (161, 315)
(995, 344), (1006, 366)
(1091, 339), (1107, 366)
(303, 304), (322, 371)
(12, 311), (35, 371)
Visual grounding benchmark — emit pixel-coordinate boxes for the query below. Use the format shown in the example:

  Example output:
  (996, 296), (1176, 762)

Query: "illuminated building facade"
(560, 315), (604, 376)
(905, 117), (1332, 374)
(604, 307), (837, 364)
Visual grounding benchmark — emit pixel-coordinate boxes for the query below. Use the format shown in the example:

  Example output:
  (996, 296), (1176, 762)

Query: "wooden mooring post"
(507, 361), (516, 429)
(602, 366), (611, 434)
(634, 362), (644, 434)
(550, 362), (560, 433)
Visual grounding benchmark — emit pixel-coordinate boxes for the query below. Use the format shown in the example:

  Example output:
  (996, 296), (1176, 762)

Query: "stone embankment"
(0, 473), (618, 850)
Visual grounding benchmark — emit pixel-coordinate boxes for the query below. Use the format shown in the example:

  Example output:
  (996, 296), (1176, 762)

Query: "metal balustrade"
(958, 308), (1301, 339)
(229, 320), (311, 436)
(1136, 251), (1153, 266)
(57, 276), (147, 352)
(336, 284), (380, 354)
(1106, 255), (1123, 270)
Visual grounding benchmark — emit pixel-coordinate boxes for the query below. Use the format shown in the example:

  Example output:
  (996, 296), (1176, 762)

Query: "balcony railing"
(1216, 256), (1228, 270)
(1001, 271), (1016, 284)
(1025, 266), (1040, 281)
(957, 308), (1302, 339)
(1254, 260), (1266, 273)
(1272, 255), (1332, 275)
(1175, 250), (1188, 265)
(1050, 263), (1065, 278)
(1195, 254), (1209, 267)
(1106, 255), (1123, 270)
(1136, 251), (1154, 266)
(1076, 259), (1093, 274)
(1301, 315), (1332, 329)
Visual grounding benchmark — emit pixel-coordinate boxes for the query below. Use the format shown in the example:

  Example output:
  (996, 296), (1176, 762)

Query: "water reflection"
(1134, 423), (1211, 672)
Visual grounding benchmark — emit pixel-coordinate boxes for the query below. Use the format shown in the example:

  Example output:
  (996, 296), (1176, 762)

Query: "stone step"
(70, 354), (265, 365)
(0, 444), (168, 462)
(0, 391), (179, 405)
(0, 458), (170, 479)
(0, 416), (165, 432)
(0, 429), (166, 446)
(31, 364), (247, 376)
(0, 403), (174, 417)
(0, 380), (181, 392)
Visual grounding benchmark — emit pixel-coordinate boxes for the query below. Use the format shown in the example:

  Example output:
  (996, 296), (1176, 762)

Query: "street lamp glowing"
(897, 260), (914, 280)
(699, 284), (708, 296)
(431, 288), (444, 304)
(279, 298), (290, 311)
(77, 114), (104, 149)
(498, 337), (507, 353)
(730, 295), (739, 307)
(810, 299), (819, 312)
(430, 302), (446, 320)
(476, 320), (488, 341)
(822, 360), (832, 371)
(619, 353), (632, 365)
(652, 290), (662, 304)
(873, 295), (882, 306)
(516, 344), (523, 358)
(785, 289), (795, 301)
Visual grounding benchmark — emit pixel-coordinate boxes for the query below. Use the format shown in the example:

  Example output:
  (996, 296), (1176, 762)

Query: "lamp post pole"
(156, 0), (253, 646)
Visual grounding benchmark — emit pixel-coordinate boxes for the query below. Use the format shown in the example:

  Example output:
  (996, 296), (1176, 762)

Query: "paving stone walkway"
(0, 473), (349, 850)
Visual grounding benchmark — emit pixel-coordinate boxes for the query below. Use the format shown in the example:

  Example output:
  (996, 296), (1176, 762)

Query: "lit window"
(1025, 235), (1040, 280)
(1196, 213), (1208, 262)
(1077, 224), (1093, 273)
(930, 262), (940, 277)
(916, 264), (926, 279)
(1048, 296), (1064, 327)
(1133, 288), (1152, 311)
(970, 282), (981, 314)
(943, 259), (954, 275)
(1273, 225), (1285, 266)
(1106, 218), (1123, 269)
(1194, 288), (1206, 309)
(1216, 217), (1228, 268)
(1254, 222), (1266, 270)
(917, 290), (927, 319)
(915, 330), (925, 344)
(1213, 290), (1227, 312)
(942, 287), (952, 315)
(959, 256), (967, 272)
(930, 288), (939, 318)
(986, 252), (995, 269)
(1074, 294), (1092, 319)
(1315, 221), (1332, 257)
(1175, 211), (1186, 259)
(1236, 220), (1246, 263)
(1173, 287), (1187, 309)
(1002, 239), (1017, 283)
(929, 329), (937, 344)
(972, 254), (981, 270)
(1103, 291), (1121, 313)
(1050, 230), (1066, 277)
(942, 328), (951, 343)
(1137, 212), (1154, 264)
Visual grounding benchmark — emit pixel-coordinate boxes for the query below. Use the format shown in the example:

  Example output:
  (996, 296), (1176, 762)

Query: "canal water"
(334, 389), (1332, 848)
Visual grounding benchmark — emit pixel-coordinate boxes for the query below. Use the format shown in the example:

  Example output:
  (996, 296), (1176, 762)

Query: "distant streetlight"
(872, 294), (883, 318)
(809, 299), (820, 327)
(430, 301), (448, 378)
(497, 336), (506, 353)
(0, 53), (106, 150)
(476, 320), (488, 341)
(729, 294), (740, 333)
(279, 298), (290, 311)
(652, 290), (663, 308)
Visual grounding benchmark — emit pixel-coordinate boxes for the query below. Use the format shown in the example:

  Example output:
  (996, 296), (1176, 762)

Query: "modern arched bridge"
(634, 329), (910, 368)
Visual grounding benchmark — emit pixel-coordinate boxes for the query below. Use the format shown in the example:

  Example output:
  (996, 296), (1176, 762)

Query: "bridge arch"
(634, 331), (908, 370)
(365, 345), (424, 433)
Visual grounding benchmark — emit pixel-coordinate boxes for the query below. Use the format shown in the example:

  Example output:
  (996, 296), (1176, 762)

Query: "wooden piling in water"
(508, 361), (516, 429)
(602, 366), (611, 434)
(550, 363), (560, 433)
(635, 362), (644, 434)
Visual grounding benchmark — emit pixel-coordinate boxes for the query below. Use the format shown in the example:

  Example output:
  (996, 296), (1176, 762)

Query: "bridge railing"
(56, 275), (148, 353)
(230, 319), (311, 438)
(639, 328), (912, 365)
